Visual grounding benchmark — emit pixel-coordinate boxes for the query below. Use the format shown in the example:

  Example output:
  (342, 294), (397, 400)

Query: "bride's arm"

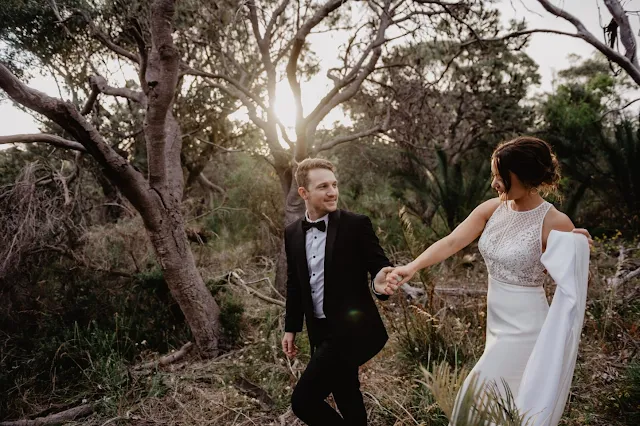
(542, 208), (594, 250)
(389, 198), (501, 286)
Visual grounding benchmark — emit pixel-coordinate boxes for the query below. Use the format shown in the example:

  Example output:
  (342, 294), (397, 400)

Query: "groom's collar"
(304, 211), (329, 224)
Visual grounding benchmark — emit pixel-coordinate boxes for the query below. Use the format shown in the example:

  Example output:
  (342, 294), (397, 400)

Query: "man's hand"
(386, 263), (418, 287)
(282, 332), (298, 358)
(572, 228), (594, 249)
(374, 266), (398, 295)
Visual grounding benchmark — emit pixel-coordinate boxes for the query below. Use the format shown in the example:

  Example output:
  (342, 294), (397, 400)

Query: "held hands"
(281, 332), (298, 358)
(373, 265), (417, 295)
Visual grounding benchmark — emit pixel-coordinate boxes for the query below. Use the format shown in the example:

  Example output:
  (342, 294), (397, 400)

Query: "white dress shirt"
(304, 211), (328, 319)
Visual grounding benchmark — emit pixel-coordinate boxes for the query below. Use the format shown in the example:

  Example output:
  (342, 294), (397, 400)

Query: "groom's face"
(299, 168), (339, 217)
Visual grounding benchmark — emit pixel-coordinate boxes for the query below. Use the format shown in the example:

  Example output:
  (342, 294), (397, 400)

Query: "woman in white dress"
(385, 136), (592, 424)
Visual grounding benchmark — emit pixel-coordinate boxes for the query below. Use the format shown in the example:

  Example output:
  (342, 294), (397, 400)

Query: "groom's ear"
(298, 186), (308, 200)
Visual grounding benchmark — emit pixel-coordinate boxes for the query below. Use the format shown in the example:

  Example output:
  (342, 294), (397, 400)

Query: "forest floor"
(2, 223), (638, 426)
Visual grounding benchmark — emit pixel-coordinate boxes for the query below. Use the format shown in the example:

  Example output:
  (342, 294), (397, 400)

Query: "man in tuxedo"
(281, 158), (397, 426)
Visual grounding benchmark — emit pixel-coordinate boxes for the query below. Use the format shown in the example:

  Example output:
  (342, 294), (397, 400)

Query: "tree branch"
(80, 84), (99, 115)
(89, 75), (146, 104)
(130, 18), (149, 88)
(600, 97), (640, 119)
(460, 28), (582, 47)
(134, 341), (194, 370)
(0, 404), (94, 426)
(533, 0), (640, 86)
(202, 79), (269, 133)
(230, 271), (285, 308)
(0, 134), (87, 152)
(286, 0), (346, 132)
(182, 66), (267, 112)
(0, 63), (152, 214)
(76, 10), (139, 64)
(305, 1), (393, 130)
(604, 0), (638, 66)
(314, 109), (390, 154)
(197, 173), (226, 195)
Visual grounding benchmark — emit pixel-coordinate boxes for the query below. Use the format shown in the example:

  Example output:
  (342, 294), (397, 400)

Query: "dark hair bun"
(492, 136), (561, 197)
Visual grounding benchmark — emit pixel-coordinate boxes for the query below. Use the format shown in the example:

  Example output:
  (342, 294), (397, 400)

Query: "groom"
(281, 158), (396, 426)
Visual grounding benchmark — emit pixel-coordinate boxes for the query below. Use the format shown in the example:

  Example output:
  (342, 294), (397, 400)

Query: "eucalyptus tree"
(0, 0), (225, 357)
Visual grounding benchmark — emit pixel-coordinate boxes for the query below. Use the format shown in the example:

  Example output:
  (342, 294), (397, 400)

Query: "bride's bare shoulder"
(475, 197), (502, 220)
(544, 206), (575, 232)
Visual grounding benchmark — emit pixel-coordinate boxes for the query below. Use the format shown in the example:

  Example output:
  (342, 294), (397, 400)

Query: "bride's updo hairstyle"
(492, 136), (561, 198)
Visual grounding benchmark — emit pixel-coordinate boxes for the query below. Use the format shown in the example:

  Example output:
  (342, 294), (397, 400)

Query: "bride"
(385, 136), (592, 425)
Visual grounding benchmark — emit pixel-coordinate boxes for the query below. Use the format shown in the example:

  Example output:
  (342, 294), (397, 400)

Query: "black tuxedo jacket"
(284, 209), (392, 366)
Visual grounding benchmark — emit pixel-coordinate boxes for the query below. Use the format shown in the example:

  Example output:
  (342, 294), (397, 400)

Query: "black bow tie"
(302, 219), (326, 232)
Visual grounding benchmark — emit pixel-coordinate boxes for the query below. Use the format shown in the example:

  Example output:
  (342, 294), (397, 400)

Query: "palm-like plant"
(395, 148), (491, 235)
(421, 361), (539, 426)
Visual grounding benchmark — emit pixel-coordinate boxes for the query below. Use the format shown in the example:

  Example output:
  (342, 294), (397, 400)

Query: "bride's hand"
(387, 264), (418, 287)
(572, 228), (594, 249)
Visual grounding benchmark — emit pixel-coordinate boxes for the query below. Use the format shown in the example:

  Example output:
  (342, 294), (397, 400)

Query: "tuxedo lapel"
(324, 209), (340, 280)
(293, 220), (311, 289)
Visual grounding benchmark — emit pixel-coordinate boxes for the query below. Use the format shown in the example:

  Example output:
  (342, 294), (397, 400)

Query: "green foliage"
(218, 291), (245, 349)
(395, 304), (462, 370)
(0, 0), (88, 75)
(395, 148), (492, 235)
(0, 265), (187, 419)
(542, 56), (640, 231)
(618, 361), (640, 423)
(422, 361), (537, 426)
(399, 206), (436, 304)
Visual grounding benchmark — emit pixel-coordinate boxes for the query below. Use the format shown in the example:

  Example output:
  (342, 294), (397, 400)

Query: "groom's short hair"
(295, 158), (336, 190)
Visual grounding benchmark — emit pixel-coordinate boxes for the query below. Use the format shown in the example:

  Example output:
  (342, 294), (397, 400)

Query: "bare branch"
(76, 10), (139, 64)
(81, 84), (99, 115)
(600, 97), (640, 119)
(266, 0), (291, 41)
(287, 0), (346, 126)
(182, 66), (267, 112)
(230, 271), (285, 308)
(603, 0), (638, 66)
(247, 0), (278, 104)
(89, 75), (146, 104)
(607, 245), (640, 290)
(460, 28), (581, 47)
(533, 0), (640, 85)
(130, 18), (149, 88)
(202, 79), (269, 133)
(134, 341), (194, 370)
(314, 109), (390, 154)
(0, 404), (94, 426)
(0, 134), (87, 152)
(306, 1), (393, 130)
(0, 63), (152, 213)
(197, 173), (226, 195)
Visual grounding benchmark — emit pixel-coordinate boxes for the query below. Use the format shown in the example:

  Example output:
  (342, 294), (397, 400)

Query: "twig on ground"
(134, 341), (193, 370)
(229, 271), (286, 307)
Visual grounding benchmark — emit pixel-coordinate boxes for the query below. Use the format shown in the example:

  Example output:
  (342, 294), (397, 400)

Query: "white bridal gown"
(451, 200), (590, 426)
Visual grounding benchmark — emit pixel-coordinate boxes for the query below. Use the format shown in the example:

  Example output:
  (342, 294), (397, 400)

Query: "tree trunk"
(145, 204), (220, 357)
(274, 164), (306, 295)
(0, 0), (222, 358)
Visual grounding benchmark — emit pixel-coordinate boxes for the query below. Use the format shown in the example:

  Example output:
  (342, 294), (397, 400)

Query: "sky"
(1, 0), (639, 138)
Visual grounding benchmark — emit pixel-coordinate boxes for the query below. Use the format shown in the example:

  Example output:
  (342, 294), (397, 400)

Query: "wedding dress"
(450, 200), (589, 426)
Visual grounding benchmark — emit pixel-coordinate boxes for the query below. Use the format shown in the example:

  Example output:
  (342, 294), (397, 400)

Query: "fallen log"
(0, 404), (94, 426)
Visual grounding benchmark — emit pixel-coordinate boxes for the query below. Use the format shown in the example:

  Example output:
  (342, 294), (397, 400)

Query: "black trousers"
(291, 319), (367, 426)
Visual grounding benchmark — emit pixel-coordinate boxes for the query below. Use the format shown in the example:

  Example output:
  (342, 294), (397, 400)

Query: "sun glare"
(274, 82), (298, 130)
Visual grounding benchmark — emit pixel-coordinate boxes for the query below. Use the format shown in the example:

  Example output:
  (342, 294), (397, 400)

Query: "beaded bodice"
(478, 200), (553, 287)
